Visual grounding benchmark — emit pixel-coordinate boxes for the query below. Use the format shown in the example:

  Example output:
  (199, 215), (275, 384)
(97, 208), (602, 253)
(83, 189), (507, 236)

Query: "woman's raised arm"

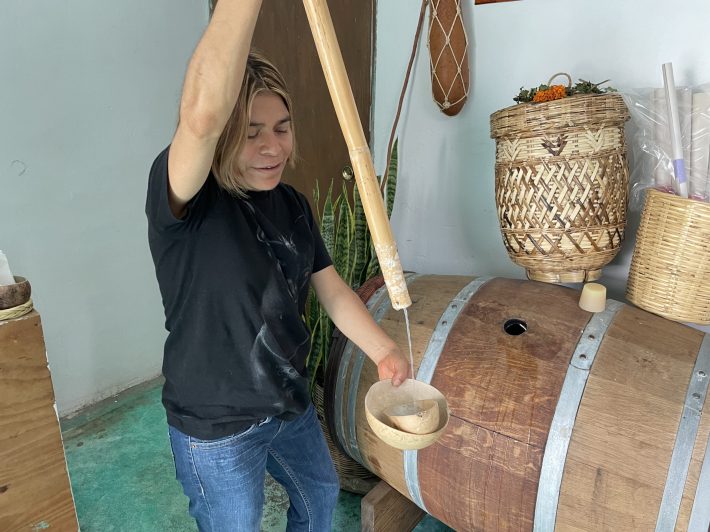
(167, 0), (262, 217)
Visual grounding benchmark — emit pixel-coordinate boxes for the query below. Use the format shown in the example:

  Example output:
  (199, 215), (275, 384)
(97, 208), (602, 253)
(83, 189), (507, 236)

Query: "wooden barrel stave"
(326, 275), (710, 531)
(411, 278), (585, 530)
(354, 275), (472, 499)
(557, 305), (707, 531)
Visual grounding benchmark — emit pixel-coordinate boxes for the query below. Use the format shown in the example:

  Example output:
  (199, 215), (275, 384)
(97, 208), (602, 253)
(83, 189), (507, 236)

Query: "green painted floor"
(61, 379), (452, 531)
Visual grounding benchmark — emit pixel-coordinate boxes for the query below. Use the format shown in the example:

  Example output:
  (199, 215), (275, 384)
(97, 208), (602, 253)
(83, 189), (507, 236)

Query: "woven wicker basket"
(312, 382), (378, 494)
(626, 189), (710, 324)
(490, 90), (630, 283)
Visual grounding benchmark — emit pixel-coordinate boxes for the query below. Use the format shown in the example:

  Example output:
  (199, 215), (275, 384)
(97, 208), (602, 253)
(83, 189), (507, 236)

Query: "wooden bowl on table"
(0, 276), (31, 310)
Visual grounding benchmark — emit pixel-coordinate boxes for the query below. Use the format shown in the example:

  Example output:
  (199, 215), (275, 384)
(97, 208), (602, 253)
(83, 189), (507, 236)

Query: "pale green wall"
(4, 1), (709, 415)
(373, 0), (710, 333)
(0, 1), (208, 414)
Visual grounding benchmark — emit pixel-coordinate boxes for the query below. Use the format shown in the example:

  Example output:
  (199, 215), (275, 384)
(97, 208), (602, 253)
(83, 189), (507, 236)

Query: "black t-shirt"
(145, 146), (331, 439)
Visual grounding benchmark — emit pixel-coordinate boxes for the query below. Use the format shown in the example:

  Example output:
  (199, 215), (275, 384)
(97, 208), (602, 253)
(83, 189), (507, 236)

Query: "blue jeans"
(168, 403), (340, 532)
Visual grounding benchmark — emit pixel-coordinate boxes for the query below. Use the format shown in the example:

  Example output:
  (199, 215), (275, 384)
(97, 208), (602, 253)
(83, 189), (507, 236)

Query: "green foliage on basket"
(304, 140), (398, 392)
(513, 78), (617, 103)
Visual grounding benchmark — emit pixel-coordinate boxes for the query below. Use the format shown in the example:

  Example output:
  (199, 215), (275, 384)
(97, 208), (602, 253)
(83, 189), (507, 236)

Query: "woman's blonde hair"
(212, 50), (297, 197)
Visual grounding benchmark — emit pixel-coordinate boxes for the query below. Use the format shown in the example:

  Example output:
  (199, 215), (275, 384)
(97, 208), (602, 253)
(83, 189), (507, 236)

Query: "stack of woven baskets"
(490, 85), (630, 283)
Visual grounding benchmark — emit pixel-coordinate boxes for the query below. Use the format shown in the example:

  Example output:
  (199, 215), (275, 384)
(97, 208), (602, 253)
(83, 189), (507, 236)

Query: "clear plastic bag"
(0, 251), (14, 286)
(621, 83), (710, 209)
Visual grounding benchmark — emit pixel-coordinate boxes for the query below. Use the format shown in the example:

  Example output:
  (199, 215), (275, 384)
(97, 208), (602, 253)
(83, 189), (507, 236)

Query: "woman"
(145, 1), (409, 530)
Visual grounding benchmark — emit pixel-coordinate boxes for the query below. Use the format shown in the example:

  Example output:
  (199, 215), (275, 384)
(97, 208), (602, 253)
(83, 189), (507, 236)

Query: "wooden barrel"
(324, 275), (710, 531)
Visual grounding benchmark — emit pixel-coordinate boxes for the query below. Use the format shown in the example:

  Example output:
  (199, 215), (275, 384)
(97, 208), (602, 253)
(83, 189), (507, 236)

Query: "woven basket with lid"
(490, 84), (630, 283)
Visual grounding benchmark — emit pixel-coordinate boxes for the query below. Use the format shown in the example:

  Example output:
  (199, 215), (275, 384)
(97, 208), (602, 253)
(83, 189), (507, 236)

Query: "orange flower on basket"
(533, 84), (567, 103)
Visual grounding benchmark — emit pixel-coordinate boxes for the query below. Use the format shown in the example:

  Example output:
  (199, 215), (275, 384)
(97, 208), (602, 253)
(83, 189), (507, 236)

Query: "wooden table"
(0, 310), (78, 531)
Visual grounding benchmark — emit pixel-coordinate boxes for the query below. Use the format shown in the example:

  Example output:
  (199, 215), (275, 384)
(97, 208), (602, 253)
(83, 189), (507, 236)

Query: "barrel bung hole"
(503, 318), (528, 336)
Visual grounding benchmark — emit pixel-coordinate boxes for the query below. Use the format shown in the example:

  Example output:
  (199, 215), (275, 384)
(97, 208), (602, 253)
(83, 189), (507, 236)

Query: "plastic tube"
(662, 62), (689, 198)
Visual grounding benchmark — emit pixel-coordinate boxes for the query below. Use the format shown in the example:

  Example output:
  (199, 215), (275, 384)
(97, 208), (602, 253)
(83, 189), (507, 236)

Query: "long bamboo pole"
(303, 0), (411, 310)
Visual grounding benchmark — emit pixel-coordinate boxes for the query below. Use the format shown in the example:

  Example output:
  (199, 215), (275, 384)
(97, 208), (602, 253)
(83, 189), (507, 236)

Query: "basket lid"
(490, 92), (629, 139)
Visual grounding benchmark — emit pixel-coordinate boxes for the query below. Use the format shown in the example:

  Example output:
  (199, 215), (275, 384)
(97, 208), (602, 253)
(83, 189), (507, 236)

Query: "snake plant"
(305, 140), (398, 392)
